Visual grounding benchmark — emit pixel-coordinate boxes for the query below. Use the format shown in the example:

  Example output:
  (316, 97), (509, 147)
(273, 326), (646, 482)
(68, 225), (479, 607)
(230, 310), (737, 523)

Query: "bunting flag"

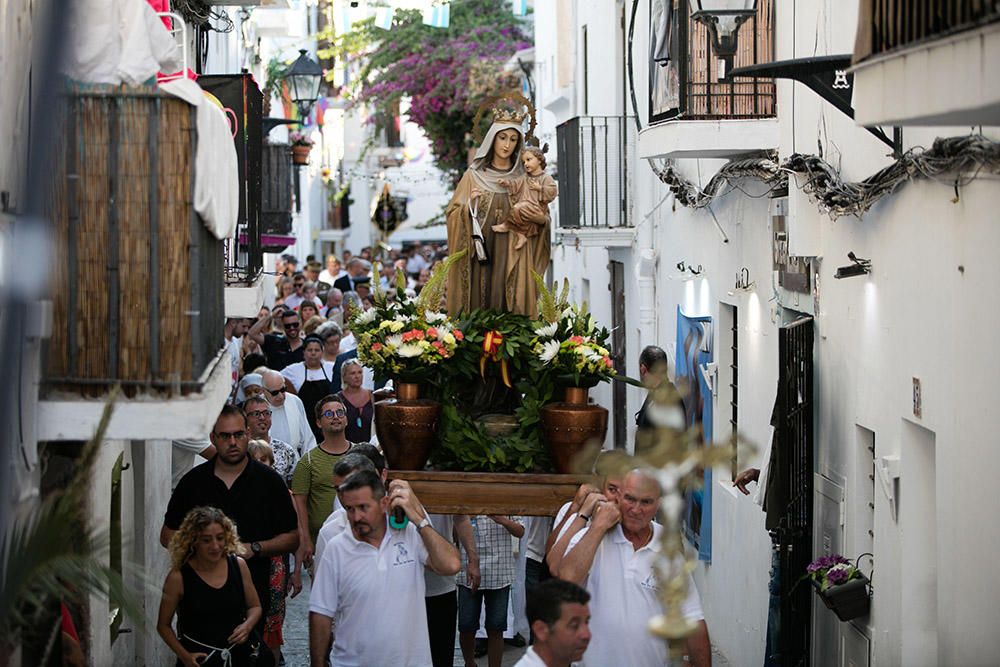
(335, 6), (355, 34)
(511, 0), (528, 16)
(422, 2), (450, 28)
(374, 6), (394, 30)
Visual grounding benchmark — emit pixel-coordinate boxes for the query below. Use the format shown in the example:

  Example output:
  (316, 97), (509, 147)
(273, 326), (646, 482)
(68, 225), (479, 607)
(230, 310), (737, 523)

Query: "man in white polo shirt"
(308, 471), (460, 667)
(557, 469), (711, 667)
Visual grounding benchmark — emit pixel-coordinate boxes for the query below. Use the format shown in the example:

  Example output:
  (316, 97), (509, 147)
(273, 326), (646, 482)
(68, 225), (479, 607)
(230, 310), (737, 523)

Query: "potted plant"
(806, 554), (871, 622)
(289, 131), (314, 165)
(531, 277), (615, 472)
(352, 253), (466, 469)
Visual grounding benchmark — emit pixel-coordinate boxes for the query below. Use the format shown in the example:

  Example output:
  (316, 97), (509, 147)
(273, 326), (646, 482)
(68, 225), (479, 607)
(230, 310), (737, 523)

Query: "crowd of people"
(158, 245), (713, 666)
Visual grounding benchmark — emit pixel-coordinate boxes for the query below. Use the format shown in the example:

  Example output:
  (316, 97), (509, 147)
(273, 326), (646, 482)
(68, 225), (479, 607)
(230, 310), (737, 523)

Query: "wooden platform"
(389, 471), (593, 516)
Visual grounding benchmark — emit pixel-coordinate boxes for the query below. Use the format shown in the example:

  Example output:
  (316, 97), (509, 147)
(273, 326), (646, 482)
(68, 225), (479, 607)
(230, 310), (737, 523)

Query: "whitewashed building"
(536, 1), (1000, 665)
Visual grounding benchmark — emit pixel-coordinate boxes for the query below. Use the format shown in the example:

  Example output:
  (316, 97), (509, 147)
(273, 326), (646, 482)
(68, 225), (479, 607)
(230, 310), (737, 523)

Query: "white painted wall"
(538, 1), (1000, 664)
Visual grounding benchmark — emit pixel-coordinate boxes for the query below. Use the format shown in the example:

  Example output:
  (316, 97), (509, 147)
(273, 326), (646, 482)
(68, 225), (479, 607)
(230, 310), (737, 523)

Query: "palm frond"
(416, 249), (467, 315)
(0, 387), (144, 645)
(533, 271), (559, 323)
(371, 261), (385, 303)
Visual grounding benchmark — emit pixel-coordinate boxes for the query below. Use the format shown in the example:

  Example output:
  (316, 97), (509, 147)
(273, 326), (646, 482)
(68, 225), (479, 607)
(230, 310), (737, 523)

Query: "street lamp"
(283, 49), (323, 119)
(690, 0), (758, 79)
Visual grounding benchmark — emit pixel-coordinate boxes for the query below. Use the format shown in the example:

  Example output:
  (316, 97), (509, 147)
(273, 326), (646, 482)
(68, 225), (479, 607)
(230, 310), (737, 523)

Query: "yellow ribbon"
(479, 330), (512, 388)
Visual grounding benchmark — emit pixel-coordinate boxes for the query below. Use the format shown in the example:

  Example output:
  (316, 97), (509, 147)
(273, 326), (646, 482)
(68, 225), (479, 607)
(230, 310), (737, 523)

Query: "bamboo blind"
(686, 0), (776, 119)
(47, 91), (197, 397)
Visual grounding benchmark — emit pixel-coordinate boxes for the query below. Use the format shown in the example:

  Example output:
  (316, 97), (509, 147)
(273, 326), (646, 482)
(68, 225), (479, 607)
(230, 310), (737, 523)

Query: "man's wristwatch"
(250, 541), (262, 557)
(416, 516), (432, 531)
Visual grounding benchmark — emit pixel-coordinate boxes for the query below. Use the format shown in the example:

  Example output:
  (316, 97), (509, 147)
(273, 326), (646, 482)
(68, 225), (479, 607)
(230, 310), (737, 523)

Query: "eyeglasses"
(215, 430), (247, 441)
(266, 387), (286, 396)
(322, 408), (347, 418)
(246, 410), (270, 419)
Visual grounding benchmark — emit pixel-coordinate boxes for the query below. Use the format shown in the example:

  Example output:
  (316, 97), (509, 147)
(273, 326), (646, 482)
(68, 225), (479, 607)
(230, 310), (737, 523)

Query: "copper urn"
(375, 382), (441, 470)
(539, 386), (609, 473)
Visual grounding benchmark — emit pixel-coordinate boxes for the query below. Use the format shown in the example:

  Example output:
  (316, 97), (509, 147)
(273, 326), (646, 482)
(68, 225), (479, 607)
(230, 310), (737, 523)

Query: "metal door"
(776, 316), (814, 666)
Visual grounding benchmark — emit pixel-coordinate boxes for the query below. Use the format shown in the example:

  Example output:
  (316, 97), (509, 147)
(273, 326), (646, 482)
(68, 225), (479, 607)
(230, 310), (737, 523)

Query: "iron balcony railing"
(853, 0), (1000, 62)
(45, 88), (226, 398)
(556, 116), (637, 229)
(650, 0), (775, 123)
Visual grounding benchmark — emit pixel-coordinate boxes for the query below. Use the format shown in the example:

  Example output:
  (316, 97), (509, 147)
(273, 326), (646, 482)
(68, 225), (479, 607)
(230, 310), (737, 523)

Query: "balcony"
(40, 88), (230, 440)
(555, 116), (637, 247)
(639, 0), (778, 160)
(851, 0), (1000, 126)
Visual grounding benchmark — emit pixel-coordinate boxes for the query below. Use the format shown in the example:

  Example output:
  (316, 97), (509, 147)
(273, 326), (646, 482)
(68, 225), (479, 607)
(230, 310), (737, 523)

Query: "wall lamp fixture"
(834, 252), (872, 279)
(727, 267), (756, 295)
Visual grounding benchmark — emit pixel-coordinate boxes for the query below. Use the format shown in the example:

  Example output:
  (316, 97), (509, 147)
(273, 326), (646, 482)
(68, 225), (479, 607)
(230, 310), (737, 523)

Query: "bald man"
(557, 469), (711, 667)
(262, 369), (316, 456)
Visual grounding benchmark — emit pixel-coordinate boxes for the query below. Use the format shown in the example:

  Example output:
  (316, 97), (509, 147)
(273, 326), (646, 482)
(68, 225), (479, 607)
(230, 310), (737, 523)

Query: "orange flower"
(454, 330), (464, 341)
(371, 342), (383, 352)
(427, 327), (439, 339)
(569, 335), (584, 345)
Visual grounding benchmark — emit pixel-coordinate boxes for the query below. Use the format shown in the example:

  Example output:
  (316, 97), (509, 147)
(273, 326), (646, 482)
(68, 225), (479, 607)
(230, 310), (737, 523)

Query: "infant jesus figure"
(493, 146), (558, 250)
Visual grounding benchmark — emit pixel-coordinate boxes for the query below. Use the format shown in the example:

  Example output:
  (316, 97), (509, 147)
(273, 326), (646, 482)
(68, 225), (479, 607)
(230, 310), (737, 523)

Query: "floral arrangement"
(806, 554), (864, 591)
(351, 252), (466, 383)
(289, 131), (314, 147)
(530, 275), (615, 388)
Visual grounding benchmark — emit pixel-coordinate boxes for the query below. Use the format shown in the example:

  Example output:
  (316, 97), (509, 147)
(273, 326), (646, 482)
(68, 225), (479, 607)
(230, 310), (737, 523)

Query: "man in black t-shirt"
(249, 308), (305, 371)
(160, 405), (299, 620)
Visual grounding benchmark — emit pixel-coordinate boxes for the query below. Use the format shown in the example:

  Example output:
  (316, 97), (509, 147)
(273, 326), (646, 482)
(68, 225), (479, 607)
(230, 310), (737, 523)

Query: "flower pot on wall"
(291, 144), (311, 165)
(811, 574), (871, 622)
(375, 382), (440, 470)
(539, 386), (608, 474)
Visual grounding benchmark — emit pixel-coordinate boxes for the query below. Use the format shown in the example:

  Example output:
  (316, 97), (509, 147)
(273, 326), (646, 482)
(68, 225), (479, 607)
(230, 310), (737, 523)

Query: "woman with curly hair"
(157, 506), (268, 666)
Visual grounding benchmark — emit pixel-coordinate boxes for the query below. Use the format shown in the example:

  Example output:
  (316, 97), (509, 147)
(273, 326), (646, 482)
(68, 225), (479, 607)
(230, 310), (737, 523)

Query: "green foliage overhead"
(317, 0), (531, 183)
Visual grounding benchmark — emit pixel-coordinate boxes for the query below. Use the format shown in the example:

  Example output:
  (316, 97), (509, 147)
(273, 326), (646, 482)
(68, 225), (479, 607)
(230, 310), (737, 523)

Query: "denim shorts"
(457, 585), (510, 633)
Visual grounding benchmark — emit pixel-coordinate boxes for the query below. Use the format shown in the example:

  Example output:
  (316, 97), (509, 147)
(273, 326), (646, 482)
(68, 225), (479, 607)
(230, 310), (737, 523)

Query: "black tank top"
(177, 555), (254, 665)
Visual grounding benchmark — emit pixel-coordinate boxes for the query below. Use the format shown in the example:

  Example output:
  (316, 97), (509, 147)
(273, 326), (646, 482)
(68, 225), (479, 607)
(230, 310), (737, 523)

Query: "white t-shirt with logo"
(310, 517), (432, 666)
(565, 521), (703, 667)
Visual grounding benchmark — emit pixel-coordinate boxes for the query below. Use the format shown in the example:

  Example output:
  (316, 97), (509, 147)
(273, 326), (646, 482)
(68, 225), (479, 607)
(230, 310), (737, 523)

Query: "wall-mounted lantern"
(690, 0), (759, 79)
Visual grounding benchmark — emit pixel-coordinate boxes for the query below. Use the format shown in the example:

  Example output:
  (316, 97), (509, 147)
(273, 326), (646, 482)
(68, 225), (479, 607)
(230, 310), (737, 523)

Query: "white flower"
(534, 322), (558, 338)
(584, 348), (604, 362)
(354, 308), (377, 325)
(397, 343), (424, 358)
(586, 314), (596, 334)
(385, 333), (404, 348)
(538, 340), (561, 365)
(425, 311), (447, 323)
(561, 306), (575, 320)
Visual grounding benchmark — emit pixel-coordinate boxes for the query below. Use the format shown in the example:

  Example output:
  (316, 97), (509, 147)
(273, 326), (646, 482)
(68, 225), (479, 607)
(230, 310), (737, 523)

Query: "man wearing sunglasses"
(161, 405), (299, 634)
(291, 394), (359, 581)
(249, 308), (305, 371)
(262, 369), (316, 457)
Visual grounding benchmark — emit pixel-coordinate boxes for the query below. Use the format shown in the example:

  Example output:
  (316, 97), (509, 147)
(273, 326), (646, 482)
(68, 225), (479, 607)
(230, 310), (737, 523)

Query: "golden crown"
(492, 107), (527, 124)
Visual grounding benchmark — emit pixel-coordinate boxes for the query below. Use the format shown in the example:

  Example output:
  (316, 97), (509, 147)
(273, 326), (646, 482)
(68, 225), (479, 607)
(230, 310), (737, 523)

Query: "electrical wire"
(649, 134), (1000, 219)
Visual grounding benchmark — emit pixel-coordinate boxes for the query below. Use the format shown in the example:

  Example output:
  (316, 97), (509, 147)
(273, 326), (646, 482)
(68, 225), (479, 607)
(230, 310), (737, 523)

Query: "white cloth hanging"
(159, 78), (240, 240)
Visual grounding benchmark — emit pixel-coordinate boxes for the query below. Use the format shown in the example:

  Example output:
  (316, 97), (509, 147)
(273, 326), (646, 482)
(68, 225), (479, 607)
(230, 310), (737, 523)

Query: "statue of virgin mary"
(445, 111), (551, 318)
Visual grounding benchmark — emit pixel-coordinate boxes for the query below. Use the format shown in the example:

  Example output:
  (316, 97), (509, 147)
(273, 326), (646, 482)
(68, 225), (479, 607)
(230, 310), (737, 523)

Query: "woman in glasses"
(280, 336), (335, 443)
(335, 358), (374, 444)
